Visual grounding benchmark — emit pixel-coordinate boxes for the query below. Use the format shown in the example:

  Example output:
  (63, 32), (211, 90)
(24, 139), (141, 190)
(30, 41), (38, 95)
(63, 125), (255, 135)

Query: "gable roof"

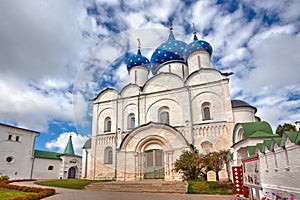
(263, 140), (272, 150)
(246, 146), (257, 156)
(284, 131), (298, 143)
(34, 150), (61, 160)
(255, 143), (263, 153)
(281, 131), (299, 147)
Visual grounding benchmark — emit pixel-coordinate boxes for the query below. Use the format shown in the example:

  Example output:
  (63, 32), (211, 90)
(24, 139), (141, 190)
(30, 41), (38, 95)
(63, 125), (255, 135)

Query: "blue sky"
(0, 0), (300, 155)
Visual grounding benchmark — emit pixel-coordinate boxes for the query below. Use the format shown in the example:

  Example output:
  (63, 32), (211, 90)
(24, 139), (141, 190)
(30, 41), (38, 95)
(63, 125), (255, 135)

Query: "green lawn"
(0, 188), (35, 200)
(35, 179), (107, 190)
(188, 180), (234, 194)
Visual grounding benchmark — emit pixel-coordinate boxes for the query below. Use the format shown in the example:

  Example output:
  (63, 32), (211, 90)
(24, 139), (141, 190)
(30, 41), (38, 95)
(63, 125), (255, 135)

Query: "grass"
(35, 179), (109, 190)
(188, 180), (234, 195)
(0, 188), (35, 200)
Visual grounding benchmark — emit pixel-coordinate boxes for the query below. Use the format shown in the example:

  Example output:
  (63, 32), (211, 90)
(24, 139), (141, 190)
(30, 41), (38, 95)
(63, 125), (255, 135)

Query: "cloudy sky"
(1, 0), (299, 155)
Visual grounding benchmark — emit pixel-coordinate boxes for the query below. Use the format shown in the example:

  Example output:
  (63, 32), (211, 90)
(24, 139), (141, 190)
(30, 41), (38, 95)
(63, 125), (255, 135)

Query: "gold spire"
(169, 19), (173, 30)
(137, 38), (141, 50)
(193, 22), (196, 35)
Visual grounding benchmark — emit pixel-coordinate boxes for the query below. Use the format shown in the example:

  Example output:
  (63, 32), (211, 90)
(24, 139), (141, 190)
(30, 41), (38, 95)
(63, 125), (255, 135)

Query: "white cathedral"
(82, 22), (258, 181)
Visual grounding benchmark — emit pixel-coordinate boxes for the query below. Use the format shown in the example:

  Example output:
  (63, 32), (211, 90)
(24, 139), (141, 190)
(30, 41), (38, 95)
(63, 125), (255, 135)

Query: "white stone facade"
(258, 132), (300, 199)
(83, 27), (257, 181)
(0, 123), (82, 180)
(0, 123), (38, 179)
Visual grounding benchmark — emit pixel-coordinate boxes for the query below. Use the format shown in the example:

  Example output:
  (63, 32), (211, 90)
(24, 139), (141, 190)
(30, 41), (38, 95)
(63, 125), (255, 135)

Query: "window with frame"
(8, 134), (12, 140)
(104, 147), (113, 164)
(128, 113), (135, 129)
(202, 102), (211, 120)
(16, 136), (20, 142)
(104, 117), (112, 132)
(159, 106), (170, 124)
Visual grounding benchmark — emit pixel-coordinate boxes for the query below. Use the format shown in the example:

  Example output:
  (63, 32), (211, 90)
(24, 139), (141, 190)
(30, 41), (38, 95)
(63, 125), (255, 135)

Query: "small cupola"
(184, 23), (213, 73)
(126, 39), (149, 86)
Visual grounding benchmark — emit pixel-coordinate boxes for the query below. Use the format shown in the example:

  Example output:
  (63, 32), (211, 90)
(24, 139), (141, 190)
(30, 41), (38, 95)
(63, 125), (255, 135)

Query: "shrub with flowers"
(0, 180), (55, 200)
(261, 192), (295, 200)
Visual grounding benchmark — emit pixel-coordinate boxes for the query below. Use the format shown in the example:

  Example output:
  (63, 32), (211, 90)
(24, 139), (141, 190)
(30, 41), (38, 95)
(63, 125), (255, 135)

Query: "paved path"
(12, 181), (235, 200)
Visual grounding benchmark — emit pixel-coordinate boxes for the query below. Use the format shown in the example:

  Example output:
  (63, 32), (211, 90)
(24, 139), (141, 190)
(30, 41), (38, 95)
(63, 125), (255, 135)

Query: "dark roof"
(231, 100), (257, 112)
(0, 123), (39, 133)
(34, 150), (61, 160)
(83, 138), (91, 149)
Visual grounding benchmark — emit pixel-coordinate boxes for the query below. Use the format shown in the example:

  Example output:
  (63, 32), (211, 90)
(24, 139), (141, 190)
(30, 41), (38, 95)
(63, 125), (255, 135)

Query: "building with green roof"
(32, 135), (82, 179)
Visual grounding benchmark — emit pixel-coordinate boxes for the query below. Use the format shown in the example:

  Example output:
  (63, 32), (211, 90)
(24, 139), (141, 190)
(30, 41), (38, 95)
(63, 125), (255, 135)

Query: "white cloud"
(45, 132), (90, 156)
(0, 75), (73, 131)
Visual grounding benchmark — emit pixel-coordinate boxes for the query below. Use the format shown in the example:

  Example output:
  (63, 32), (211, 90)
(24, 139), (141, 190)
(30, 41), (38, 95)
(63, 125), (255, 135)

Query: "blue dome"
(151, 31), (187, 74)
(183, 34), (213, 60)
(126, 49), (150, 71)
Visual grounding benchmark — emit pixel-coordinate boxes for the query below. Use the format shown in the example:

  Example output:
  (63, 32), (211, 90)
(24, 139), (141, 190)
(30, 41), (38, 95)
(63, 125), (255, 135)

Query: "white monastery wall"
(0, 124), (37, 179)
(32, 158), (61, 179)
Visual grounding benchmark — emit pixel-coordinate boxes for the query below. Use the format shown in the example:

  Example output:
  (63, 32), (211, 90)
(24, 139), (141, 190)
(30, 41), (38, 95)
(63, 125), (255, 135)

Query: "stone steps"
(85, 180), (188, 194)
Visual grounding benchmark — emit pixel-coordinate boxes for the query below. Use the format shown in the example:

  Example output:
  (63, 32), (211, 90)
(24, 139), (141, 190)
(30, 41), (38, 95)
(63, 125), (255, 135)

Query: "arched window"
(127, 113), (135, 129)
(202, 102), (211, 120)
(159, 106), (170, 124)
(104, 147), (113, 164)
(104, 117), (111, 132)
(48, 166), (54, 170)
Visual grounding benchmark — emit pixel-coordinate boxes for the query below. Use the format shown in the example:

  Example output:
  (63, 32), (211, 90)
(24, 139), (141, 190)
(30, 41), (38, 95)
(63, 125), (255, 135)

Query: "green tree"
(276, 123), (296, 137)
(203, 150), (230, 180)
(174, 151), (204, 181)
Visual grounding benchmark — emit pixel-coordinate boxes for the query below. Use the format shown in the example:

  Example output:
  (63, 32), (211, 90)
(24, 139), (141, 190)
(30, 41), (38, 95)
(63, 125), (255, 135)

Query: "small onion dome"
(126, 49), (150, 71)
(183, 27), (213, 60)
(150, 21), (187, 75)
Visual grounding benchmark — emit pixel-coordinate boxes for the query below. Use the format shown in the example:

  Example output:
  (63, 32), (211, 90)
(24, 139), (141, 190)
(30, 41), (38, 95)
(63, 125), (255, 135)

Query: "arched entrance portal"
(144, 149), (164, 179)
(68, 167), (76, 179)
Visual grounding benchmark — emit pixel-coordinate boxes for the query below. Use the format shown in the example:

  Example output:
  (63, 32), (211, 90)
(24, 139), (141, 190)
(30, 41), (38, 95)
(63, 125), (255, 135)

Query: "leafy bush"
(0, 181), (55, 200)
(174, 151), (204, 181)
(0, 175), (9, 180)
